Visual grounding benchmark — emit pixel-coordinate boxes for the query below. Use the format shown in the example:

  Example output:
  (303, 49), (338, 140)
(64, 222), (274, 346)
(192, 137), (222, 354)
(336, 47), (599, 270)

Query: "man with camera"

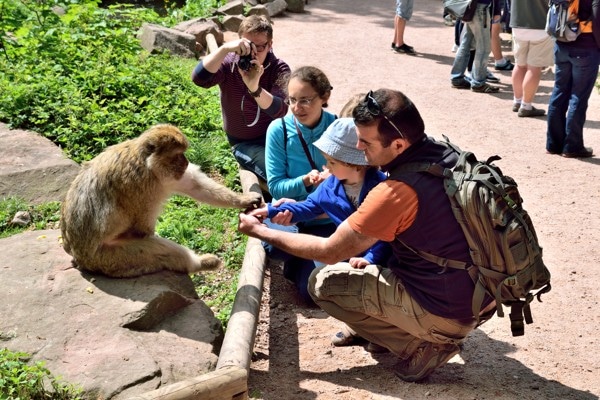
(192, 15), (291, 185)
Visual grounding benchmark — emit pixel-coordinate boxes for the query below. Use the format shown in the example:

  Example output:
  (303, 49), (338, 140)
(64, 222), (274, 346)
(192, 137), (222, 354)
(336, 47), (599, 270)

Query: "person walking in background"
(191, 15), (290, 185)
(546, 0), (599, 158)
(450, 0), (502, 93)
(392, 0), (417, 55)
(509, 0), (554, 117)
(263, 66), (338, 306)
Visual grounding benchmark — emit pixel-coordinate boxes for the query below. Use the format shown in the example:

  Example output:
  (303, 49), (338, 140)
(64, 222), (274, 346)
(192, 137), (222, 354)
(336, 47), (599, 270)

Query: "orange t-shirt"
(347, 180), (418, 242)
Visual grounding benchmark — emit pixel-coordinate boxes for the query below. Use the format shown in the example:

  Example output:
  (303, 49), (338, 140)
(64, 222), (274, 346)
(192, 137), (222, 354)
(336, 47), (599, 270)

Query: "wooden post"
(126, 366), (247, 400)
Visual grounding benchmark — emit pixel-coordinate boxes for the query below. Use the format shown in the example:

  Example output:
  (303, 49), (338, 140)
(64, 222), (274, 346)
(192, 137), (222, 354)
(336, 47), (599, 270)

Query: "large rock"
(137, 23), (197, 59)
(173, 18), (224, 49)
(0, 123), (80, 204)
(0, 229), (223, 399)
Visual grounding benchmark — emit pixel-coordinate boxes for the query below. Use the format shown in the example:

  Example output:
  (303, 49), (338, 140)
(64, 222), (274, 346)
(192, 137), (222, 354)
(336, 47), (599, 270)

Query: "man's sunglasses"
(364, 91), (404, 139)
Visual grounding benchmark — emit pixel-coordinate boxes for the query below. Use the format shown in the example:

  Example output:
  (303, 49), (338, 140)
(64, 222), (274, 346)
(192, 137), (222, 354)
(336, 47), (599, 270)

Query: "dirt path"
(247, 0), (600, 399)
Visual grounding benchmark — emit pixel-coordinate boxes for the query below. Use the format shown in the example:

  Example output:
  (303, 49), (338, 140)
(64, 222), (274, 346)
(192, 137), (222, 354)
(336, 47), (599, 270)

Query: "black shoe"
(394, 44), (416, 55)
(451, 78), (471, 89)
(494, 60), (514, 71)
(471, 83), (499, 93)
(518, 106), (546, 118)
(562, 147), (594, 158)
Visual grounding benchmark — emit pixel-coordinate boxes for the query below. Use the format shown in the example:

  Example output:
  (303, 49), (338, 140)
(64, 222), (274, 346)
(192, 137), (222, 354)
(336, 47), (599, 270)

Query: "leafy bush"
(0, 197), (61, 239)
(0, 0), (247, 329)
(0, 0), (226, 162)
(0, 348), (83, 399)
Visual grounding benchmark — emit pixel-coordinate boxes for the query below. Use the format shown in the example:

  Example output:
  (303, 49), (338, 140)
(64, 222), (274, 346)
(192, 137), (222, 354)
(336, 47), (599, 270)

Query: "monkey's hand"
(238, 191), (263, 210)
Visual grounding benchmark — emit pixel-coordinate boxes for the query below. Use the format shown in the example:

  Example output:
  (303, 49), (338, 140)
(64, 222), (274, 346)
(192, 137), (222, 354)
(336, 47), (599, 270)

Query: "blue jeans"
(232, 139), (267, 182)
(450, 4), (491, 87)
(546, 43), (600, 154)
(264, 221), (337, 306)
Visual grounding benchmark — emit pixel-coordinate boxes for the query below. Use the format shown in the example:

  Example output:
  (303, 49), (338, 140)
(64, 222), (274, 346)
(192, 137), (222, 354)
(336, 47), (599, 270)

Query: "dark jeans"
(232, 139), (267, 182)
(546, 44), (600, 154)
(264, 221), (337, 306)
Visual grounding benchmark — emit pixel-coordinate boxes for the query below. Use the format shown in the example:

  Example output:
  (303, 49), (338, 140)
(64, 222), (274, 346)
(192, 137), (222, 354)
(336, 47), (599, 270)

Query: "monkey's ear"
(144, 142), (157, 155)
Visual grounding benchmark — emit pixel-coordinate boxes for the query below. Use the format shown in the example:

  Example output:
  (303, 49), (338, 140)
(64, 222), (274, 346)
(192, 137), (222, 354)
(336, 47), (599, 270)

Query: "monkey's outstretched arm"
(175, 164), (261, 208)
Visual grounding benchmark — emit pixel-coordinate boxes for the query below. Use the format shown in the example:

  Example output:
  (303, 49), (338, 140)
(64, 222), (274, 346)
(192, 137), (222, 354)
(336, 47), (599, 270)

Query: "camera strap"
(241, 95), (261, 127)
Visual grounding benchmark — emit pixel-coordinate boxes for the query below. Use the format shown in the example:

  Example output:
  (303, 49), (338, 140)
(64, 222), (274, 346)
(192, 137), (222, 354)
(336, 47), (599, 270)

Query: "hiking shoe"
(512, 102), (521, 112)
(518, 106), (546, 118)
(471, 83), (500, 93)
(562, 146), (594, 158)
(451, 78), (471, 89)
(494, 60), (514, 71)
(394, 44), (416, 55)
(331, 325), (365, 347)
(366, 342), (389, 354)
(486, 72), (500, 82)
(394, 343), (460, 382)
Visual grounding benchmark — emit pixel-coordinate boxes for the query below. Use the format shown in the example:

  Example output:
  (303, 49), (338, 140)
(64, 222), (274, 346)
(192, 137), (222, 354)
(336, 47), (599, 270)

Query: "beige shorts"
(513, 35), (555, 68)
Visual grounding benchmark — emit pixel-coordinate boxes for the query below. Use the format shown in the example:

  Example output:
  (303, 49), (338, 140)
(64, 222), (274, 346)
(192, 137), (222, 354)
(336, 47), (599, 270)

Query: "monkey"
(60, 123), (262, 278)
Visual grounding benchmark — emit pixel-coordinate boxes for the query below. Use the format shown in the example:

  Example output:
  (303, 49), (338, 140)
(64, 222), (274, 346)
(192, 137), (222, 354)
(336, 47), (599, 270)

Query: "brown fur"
(60, 124), (262, 278)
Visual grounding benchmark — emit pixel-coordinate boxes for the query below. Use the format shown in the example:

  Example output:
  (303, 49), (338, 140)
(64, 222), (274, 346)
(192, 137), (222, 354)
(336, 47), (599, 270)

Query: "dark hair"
(353, 89), (425, 146)
(286, 66), (333, 108)
(238, 15), (273, 41)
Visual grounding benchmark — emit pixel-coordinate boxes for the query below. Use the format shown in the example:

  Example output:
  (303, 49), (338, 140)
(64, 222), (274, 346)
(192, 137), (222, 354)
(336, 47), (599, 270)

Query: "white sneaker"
(451, 44), (459, 52)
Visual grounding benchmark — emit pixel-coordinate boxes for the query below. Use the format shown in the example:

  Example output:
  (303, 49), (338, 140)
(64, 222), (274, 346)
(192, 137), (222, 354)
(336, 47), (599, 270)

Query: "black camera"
(238, 54), (254, 71)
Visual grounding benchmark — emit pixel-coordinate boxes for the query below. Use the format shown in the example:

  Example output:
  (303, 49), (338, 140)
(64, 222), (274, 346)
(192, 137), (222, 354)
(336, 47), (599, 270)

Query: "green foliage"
(0, 197), (61, 238)
(0, 348), (83, 399)
(0, 0), (224, 162)
(0, 0), (246, 328)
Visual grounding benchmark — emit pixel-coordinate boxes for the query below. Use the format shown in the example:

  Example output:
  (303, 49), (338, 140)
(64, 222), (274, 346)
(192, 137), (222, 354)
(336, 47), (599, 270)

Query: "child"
(249, 117), (390, 268)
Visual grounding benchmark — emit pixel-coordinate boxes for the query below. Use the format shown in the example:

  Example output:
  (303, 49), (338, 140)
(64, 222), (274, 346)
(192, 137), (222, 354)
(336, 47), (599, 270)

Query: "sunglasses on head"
(364, 91), (404, 139)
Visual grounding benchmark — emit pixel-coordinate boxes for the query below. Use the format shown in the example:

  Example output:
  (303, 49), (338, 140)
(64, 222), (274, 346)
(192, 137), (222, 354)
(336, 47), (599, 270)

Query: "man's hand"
(238, 212), (264, 237)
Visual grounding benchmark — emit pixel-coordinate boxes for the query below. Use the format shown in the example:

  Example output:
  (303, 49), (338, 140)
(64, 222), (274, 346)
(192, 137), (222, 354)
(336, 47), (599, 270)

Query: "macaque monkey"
(60, 124), (262, 278)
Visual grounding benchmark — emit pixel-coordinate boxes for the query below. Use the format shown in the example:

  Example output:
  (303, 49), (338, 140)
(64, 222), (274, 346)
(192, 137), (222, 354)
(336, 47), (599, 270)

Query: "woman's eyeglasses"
(285, 96), (317, 107)
(364, 91), (404, 139)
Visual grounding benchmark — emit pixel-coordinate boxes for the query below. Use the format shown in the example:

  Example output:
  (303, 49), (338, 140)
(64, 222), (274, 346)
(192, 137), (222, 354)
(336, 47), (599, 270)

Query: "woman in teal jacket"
(264, 66), (337, 305)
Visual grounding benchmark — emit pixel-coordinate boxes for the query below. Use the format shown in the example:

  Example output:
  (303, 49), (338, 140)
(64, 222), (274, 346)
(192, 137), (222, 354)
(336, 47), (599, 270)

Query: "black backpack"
(389, 137), (551, 336)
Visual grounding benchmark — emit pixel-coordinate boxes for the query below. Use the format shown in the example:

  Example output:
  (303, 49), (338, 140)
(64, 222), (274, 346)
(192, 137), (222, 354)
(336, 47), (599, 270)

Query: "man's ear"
(393, 138), (405, 155)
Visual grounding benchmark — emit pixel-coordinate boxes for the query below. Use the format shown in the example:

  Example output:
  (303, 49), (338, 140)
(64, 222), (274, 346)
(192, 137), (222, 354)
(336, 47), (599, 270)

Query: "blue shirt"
(267, 168), (391, 264)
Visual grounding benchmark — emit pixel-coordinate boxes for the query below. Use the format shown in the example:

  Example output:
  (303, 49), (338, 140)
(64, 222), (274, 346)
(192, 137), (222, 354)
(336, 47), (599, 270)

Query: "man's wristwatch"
(248, 87), (262, 97)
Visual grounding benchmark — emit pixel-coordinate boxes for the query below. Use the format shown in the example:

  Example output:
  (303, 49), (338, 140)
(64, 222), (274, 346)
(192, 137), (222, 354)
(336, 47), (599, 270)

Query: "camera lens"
(238, 55), (253, 71)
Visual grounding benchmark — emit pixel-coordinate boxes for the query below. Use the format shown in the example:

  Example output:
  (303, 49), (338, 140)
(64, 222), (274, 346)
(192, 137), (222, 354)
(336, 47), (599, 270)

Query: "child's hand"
(349, 257), (370, 269)
(271, 209), (293, 226)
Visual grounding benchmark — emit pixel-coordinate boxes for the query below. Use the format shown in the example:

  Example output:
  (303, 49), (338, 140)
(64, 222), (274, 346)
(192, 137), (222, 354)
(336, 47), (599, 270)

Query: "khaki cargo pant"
(308, 263), (477, 360)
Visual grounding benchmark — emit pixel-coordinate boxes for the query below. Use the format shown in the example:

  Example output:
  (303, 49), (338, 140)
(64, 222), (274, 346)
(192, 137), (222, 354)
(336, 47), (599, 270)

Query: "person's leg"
(562, 48), (599, 154)
(546, 44), (571, 154)
(393, 0), (415, 54)
(309, 263), (474, 358)
(510, 35), (526, 109)
(450, 22), (474, 85)
(394, 14), (406, 47)
(521, 66), (542, 105)
(231, 141), (267, 182)
(469, 5), (496, 91)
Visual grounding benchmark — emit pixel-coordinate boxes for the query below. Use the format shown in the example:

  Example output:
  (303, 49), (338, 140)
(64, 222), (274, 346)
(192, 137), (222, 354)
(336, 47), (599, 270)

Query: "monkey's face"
(142, 124), (190, 180)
